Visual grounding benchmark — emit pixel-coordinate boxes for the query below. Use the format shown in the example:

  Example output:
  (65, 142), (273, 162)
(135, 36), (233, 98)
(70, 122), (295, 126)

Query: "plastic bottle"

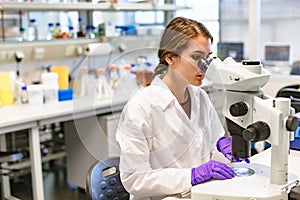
(54, 22), (62, 38)
(109, 64), (119, 90)
(69, 26), (76, 39)
(27, 84), (43, 105)
(41, 72), (59, 104)
(17, 27), (26, 42)
(21, 86), (28, 104)
(96, 68), (112, 99)
(28, 19), (38, 41)
(46, 23), (55, 40)
(85, 25), (96, 39)
(14, 70), (26, 104)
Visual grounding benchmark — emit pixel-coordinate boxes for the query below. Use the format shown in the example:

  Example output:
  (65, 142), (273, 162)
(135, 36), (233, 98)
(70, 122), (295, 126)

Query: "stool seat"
(0, 151), (23, 163)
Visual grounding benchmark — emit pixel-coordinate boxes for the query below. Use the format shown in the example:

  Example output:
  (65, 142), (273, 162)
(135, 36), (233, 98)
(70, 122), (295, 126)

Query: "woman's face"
(172, 35), (212, 86)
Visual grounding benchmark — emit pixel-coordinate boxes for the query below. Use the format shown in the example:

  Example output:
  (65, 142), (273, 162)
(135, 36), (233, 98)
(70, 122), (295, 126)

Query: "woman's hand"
(191, 160), (234, 185)
(216, 136), (250, 163)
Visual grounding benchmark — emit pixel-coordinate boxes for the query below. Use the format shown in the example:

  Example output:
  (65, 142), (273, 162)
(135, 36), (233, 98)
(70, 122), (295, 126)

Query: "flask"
(114, 64), (138, 98)
(96, 68), (112, 99)
(132, 56), (146, 87)
(46, 23), (55, 40)
(109, 64), (119, 90)
(28, 19), (38, 41)
(73, 66), (90, 98)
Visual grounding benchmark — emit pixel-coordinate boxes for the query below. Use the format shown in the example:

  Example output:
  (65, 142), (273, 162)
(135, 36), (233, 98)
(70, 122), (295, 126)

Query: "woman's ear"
(165, 54), (174, 66)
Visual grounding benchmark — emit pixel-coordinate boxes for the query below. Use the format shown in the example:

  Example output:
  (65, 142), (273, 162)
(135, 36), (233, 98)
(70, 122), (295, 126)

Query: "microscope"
(191, 57), (299, 200)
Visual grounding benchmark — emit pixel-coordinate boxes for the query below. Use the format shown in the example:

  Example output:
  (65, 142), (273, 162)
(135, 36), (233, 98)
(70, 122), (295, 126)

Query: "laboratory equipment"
(28, 19), (38, 41)
(41, 72), (59, 104)
(109, 64), (119, 90)
(20, 86), (28, 104)
(46, 23), (55, 40)
(85, 25), (96, 39)
(77, 18), (85, 37)
(73, 66), (91, 98)
(191, 57), (299, 200)
(51, 66), (69, 90)
(96, 68), (112, 99)
(27, 84), (43, 105)
(54, 22), (62, 38)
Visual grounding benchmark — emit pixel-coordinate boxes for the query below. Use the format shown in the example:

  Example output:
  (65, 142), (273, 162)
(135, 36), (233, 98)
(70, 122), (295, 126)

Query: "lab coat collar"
(150, 75), (196, 112)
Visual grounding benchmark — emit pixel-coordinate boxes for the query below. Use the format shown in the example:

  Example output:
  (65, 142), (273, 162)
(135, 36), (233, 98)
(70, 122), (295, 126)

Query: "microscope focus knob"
(286, 116), (298, 132)
(242, 121), (270, 142)
(230, 102), (248, 117)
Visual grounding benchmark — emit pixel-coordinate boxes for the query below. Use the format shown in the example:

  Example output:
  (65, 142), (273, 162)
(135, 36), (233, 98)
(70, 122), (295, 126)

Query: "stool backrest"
(86, 157), (129, 200)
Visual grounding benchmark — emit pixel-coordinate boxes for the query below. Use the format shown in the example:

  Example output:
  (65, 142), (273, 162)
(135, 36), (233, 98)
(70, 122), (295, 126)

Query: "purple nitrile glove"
(216, 136), (250, 163)
(191, 160), (234, 186)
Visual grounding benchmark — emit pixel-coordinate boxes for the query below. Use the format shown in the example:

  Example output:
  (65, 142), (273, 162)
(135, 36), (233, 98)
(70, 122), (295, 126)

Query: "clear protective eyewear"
(197, 52), (214, 73)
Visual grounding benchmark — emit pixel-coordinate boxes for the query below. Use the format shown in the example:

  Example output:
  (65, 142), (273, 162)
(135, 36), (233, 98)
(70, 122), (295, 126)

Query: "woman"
(116, 16), (246, 199)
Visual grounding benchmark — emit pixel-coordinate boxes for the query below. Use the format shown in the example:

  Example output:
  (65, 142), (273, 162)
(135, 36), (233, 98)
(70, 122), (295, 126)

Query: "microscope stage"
(191, 162), (298, 200)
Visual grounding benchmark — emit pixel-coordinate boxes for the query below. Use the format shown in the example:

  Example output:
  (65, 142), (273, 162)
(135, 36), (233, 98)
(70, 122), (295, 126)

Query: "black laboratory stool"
(86, 157), (129, 200)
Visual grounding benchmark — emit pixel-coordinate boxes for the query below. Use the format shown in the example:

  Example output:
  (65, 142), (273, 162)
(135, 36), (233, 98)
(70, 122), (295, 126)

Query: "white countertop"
(0, 96), (128, 129)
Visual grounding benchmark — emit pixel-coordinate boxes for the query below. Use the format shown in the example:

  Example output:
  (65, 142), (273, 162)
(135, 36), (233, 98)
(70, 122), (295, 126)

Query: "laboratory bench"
(163, 149), (300, 200)
(0, 96), (128, 200)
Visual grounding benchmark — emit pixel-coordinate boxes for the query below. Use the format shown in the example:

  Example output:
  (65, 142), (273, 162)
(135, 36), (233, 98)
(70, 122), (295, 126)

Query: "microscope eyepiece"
(197, 53), (214, 73)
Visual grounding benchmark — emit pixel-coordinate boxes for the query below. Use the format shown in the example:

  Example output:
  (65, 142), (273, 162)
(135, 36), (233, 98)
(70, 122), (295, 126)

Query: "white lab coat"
(116, 76), (225, 199)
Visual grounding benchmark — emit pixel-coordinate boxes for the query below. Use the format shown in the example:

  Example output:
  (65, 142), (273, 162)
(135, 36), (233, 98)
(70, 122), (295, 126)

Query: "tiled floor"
(6, 159), (88, 200)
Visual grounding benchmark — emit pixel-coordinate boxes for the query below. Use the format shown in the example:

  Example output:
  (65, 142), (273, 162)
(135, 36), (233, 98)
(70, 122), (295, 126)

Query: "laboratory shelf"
(0, 2), (191, 12)
(0, 38), (99, 48)
(0, 38), (101, 63)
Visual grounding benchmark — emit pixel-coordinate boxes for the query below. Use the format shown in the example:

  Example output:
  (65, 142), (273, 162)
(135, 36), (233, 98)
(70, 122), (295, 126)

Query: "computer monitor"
(217, 42), (244, 62)
(263, 43), (292, 66)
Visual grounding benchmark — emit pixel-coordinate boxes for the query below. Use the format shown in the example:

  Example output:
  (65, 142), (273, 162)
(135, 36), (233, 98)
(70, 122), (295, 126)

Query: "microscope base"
(191, 162), (298, 200)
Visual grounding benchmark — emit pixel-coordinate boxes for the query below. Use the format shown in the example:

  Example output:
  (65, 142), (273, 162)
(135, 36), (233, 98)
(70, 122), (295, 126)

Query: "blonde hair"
(153, 16), (213, 77)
